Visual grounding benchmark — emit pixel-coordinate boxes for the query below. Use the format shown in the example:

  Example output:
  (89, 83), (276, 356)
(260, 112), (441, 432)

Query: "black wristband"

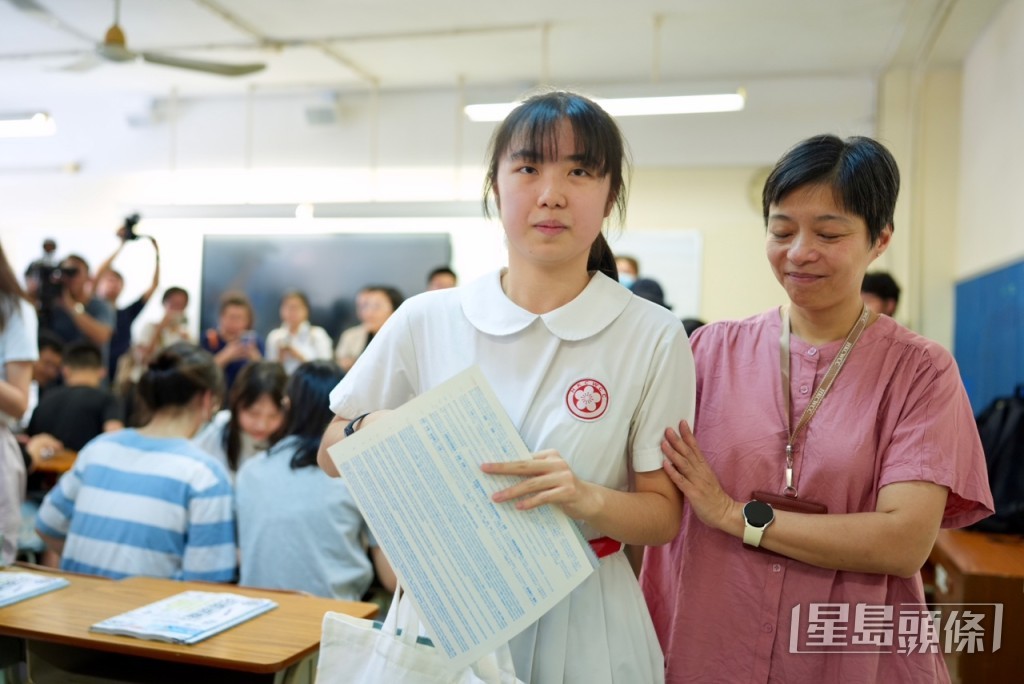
(344, 412), (372, 437)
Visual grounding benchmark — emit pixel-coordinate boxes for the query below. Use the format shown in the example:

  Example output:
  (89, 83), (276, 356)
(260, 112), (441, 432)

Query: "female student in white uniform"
(317, 90), (696, 683)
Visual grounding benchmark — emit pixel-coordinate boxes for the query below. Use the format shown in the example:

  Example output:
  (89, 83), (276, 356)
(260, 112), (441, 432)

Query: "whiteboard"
(608, 230), (703, 319)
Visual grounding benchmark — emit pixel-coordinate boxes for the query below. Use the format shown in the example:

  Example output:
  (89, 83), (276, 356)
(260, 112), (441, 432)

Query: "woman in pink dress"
(641, 134), (994, 683)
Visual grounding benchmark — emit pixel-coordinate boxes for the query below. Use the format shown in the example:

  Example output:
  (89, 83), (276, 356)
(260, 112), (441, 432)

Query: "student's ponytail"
(588, 233), (618, 281)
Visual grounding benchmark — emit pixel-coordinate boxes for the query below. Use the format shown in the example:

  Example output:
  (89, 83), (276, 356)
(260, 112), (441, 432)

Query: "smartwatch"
(742, 500), (775, 547)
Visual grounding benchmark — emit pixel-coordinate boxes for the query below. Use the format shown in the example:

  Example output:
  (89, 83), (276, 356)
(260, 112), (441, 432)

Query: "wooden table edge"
(1, 569), (378, 674)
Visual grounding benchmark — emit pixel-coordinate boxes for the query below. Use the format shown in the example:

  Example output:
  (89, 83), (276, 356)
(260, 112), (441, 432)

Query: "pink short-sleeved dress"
(641, 309), (994, 684)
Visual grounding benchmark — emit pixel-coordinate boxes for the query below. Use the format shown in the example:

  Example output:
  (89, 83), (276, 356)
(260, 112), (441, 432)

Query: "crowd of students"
(0, 89), (997, 683)
(3, 240), (439, 600)
(31, 343), (395, 600)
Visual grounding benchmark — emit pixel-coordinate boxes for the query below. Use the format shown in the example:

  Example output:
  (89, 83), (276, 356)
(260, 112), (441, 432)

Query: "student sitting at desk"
(192, 360), (286, 478)
(236, 360), (395, 600)
(35, 343), (237, 581)
(26, 340), (124, 451)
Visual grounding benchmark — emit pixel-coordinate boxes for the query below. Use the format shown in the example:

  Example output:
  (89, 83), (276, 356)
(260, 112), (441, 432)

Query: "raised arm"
(140, 237), (161, 303)
(92, 240), (124, 287)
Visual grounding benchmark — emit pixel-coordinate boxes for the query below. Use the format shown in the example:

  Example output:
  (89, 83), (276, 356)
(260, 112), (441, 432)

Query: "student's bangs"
(484, 90), (628, 222)
(505, 96), (616, 174)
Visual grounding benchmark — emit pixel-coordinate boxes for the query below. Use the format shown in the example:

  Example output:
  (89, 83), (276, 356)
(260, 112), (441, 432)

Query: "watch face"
(744, 500), (774, 527)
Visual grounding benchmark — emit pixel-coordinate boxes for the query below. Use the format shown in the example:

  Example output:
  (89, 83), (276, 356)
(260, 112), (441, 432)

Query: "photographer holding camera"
(94, 215), (161, 383)
(39, 254), (115, 383)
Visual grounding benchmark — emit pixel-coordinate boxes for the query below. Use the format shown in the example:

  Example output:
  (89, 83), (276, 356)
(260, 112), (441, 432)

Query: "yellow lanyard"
(778, 304), (870, 497)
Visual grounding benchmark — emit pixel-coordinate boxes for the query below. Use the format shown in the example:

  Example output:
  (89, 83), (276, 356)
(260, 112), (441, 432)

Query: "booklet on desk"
(0, 572), (70, 607)
(90, 590), (277, 645)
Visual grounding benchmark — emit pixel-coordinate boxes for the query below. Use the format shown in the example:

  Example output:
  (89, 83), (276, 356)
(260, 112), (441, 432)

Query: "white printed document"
(90, 591), (277, 644)
(328, 366), (597, 672)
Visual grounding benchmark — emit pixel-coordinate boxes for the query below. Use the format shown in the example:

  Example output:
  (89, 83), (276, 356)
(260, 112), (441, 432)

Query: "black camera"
(122, 213), (142, 241)
(36, 264), (79, 317)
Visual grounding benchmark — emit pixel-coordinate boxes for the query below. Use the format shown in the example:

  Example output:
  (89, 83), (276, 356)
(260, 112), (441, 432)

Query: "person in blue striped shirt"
(36, 342), (237, 582)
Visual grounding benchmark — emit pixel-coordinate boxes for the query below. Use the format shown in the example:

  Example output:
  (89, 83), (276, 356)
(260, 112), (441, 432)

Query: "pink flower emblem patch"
(565, 378), (609, 421)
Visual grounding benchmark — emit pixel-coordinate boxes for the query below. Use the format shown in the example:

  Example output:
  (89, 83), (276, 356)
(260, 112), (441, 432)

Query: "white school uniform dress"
(329, 269), (695, 684)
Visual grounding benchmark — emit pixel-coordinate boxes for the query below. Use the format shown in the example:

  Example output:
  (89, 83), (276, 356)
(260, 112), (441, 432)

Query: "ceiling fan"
(12, 0), (266, 77)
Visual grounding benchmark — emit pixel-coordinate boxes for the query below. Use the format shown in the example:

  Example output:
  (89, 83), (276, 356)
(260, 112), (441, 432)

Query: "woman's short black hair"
(762, 134), (900, 245)
(272, 360), (344, 470)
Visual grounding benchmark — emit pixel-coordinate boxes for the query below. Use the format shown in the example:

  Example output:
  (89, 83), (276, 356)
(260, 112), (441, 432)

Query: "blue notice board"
(954, 260), (1024, 416)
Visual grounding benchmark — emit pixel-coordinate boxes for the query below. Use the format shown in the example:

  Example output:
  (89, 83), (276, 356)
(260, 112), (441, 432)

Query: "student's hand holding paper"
(485, 449), (683, 547)
(482, 450), (602, 522)
(321, 368), (601, 669)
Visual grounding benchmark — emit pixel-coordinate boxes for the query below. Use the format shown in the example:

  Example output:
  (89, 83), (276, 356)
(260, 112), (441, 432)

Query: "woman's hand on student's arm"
(661, 420), (743, 536)
(316, 410), (394, 477)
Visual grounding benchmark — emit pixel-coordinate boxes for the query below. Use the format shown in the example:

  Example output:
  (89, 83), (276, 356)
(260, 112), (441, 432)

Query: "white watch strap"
(743, 522), (767, 547)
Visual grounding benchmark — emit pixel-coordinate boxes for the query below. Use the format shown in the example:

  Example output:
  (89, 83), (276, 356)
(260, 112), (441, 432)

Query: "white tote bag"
(316, 584), (523, 684)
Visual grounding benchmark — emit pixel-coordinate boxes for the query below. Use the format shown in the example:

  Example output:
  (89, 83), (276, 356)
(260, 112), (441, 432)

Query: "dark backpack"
(969, 385), (1024, 535)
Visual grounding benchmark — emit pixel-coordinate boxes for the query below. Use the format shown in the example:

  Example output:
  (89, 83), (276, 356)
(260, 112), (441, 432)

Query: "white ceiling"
(0, 0), (1006, 102)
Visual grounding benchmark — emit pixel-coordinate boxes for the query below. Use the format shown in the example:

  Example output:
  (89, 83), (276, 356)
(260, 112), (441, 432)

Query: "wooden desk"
(929, 529), (1024, 684)
(0, 566), (378, 683)
(31, 448), (77, 474)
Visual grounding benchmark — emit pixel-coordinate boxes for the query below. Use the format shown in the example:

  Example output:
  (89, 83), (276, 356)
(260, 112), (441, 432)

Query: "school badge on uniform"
(566, 378), (609, 421)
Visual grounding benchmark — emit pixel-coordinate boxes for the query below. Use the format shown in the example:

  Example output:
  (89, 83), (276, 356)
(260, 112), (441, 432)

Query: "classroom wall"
(958, 0), (1024, 279)
(914, 69), (963, 348)
(878, 68), (963, 347)
(629, 167), (782, 323)
(873, 63), (976, 350)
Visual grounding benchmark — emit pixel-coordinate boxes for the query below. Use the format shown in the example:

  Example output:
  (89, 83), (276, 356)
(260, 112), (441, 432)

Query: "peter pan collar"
(460, 269), (633, 341)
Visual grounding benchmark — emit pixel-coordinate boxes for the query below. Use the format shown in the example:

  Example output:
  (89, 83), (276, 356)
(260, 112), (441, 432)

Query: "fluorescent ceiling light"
(0, 112), (57, 138)
(464, 92), (745, 122)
